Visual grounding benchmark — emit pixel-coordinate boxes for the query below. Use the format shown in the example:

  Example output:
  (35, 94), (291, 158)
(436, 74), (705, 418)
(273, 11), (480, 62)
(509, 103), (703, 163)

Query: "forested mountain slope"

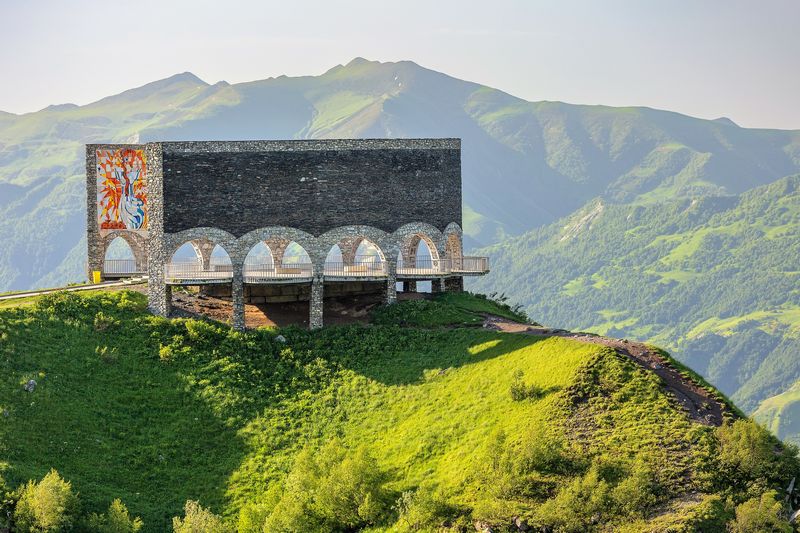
(472, 176), (800, 440)
(2, 58), (799, 291)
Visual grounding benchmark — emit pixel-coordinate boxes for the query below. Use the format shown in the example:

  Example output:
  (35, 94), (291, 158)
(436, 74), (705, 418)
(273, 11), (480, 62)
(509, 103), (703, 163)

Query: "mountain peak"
(713, 116), (739, 127)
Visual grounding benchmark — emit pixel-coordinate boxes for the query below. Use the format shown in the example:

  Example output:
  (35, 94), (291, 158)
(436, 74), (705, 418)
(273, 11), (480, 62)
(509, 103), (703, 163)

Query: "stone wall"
(160, 139), (461, 236)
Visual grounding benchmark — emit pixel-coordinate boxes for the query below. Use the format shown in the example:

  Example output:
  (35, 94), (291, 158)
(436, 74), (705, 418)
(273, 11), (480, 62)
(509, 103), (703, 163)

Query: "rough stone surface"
(160, 139), (461, 236)
(445, 276), (464, 292)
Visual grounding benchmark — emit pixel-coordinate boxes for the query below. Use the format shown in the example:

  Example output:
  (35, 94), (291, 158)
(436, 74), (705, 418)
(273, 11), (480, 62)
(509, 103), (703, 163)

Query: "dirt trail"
(483, 315), (734, 427)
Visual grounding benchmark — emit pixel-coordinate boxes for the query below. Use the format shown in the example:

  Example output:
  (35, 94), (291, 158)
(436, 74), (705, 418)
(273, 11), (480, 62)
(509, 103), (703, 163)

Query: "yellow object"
(92, 271), (102, 284)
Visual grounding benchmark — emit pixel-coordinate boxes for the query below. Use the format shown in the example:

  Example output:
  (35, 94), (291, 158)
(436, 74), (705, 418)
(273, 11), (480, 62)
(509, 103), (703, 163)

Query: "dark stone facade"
(160, 139), (461, 236)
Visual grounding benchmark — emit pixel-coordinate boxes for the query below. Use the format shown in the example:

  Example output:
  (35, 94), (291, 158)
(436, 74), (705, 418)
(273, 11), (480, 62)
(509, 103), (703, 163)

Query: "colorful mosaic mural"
(96, 148), (147, 230)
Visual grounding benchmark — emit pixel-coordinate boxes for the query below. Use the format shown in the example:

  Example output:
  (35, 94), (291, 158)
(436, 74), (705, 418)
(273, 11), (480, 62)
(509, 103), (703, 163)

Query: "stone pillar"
(338, 236), (362, 266)
(310, 277), (324, 329)
(402, 280), (417, 293)
(386, 263), (397, 304)
(192, 238), (215, 270)
(265, 238), (290, 267)
(431, 278), (445, 293)
(145, 143), (169, 317)
(445, 276), (464, 292)
(231, 266), (245, 331)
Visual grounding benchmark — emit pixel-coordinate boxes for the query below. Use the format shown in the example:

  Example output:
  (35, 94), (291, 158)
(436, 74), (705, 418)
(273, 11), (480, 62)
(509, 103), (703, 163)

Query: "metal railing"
(165, 255), (490, 284)
(102, 259), (143, 275)
(397, 258), (450, 276)
(324, 261), (388, 278)
(243, 263), (313, 282)
(165, 261), (233, 282)
(451, 256), (490, 273)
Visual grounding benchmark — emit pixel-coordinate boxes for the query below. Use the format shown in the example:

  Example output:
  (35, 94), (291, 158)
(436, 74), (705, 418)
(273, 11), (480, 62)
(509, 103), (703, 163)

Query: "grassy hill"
(0, 290), (796, 532)
(2, 58), (800, 291)
(472, 175), (800, 441)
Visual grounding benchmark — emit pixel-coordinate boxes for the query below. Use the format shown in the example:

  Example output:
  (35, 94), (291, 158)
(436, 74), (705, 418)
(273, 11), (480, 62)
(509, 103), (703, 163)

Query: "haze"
(1, 0), (798, 129)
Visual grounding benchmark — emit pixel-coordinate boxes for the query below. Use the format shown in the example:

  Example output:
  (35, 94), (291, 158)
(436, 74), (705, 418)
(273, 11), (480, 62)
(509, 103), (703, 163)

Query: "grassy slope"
(472, 176), (800, 438)
(0, 291), (742, 531)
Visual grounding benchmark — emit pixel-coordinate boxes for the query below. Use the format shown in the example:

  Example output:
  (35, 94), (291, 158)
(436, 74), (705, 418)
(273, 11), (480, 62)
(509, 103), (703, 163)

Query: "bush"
(14, 469), (80, 532)
(93, 311), (120, 332)
(264, 440), (394, 531)
(536, 466), (612, 532)
(509, 370), (544, 401)
(394, 486), (463, 531)
(35, 292), (94, 322)
(172, 500), (229, 532)
(715, 419), (800, 497)
(87, 499), (143, 532)
(727, 490), (792, 533)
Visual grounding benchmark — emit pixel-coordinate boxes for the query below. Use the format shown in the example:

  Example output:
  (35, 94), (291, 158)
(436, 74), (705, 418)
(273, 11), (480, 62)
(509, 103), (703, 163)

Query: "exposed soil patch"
(483, 315), (734, 427)
(169, 288), (425, 328)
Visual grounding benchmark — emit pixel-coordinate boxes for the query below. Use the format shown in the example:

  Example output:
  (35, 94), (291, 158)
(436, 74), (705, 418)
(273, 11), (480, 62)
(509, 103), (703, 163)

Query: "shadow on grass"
(0, 299), (246, 532)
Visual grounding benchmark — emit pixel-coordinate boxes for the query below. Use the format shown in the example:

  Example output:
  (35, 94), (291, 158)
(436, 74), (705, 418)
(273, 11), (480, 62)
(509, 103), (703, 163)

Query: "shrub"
(509, 370), (544, 401)
(93, 311), (119, 332)
(172, 500), (229, 532)
(14, 469), (80, 532)
(35, 292), (93, 322)
(87, 499), (143, 532)
(610, 459), (659, 518)
(264, 440), (394, 531)
(536, 466), (612, 532)
(394, 486), (463, 531)
(727, 490), (792, 533)
(715, 419), (800, 497)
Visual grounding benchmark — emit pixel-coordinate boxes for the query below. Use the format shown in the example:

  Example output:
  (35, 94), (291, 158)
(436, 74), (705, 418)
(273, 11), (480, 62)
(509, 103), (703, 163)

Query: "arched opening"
(325, 238), (386, 277)
(398, 233), (441, 274)
(102, 236), (142, 277)
(167, 241), (233, 281)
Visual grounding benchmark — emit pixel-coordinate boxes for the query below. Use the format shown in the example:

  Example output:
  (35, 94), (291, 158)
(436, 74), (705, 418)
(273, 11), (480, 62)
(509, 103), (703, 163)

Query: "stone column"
(445, 276), (464, 292)
(310, 277), (324, 329)
(231, 265), (245, 331)
(86, 146), (104, 282)
(402, 280), (417, 293)
(145, 143), (170, 317)
(192, 238), (215, 270)
(265, 238), (290, 267)
(431, 278), (445, 293)
(386, 262), (397, 304)
(338, 236), (362, 266)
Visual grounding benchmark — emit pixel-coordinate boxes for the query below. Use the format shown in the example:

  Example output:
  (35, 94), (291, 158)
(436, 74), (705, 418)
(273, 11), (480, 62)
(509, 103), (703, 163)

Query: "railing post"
(310, 276), (324, 329)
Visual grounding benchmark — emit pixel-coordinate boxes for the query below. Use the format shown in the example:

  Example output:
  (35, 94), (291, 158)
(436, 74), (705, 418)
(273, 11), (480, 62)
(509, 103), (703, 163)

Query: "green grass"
(371, 292), (530, 327)
(0, 290), (792, 531)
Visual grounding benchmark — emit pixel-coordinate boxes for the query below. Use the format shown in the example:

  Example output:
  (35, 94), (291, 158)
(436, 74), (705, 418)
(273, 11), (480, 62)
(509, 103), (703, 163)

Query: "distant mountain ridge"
(1, 58), (799, 293)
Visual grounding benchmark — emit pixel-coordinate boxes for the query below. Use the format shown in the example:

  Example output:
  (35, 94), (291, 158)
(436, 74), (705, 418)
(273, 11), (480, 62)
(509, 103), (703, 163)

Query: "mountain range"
(2, 57), (800, 439)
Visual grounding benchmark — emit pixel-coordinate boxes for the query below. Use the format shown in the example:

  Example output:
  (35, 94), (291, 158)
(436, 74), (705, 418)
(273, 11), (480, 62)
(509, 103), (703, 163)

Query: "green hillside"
(2, 58), (800, 291)
(0, 290), (793, 531)
(472, 176), (800, 440)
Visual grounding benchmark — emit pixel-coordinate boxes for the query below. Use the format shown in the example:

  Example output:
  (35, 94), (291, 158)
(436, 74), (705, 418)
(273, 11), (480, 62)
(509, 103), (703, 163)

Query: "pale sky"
(1, 0), (798, 129)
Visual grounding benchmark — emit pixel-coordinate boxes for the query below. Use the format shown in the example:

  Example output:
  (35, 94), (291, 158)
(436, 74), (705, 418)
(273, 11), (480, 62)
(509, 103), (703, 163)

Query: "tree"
(727, 491), (792, 533)
(87, 499), (143, 532)
(172, 500), (229, 533)
(14, 469), (80, 532)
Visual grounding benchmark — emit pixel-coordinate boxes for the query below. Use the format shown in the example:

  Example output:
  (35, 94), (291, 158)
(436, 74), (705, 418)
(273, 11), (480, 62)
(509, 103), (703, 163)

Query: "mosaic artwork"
(96, 148), (147, 230)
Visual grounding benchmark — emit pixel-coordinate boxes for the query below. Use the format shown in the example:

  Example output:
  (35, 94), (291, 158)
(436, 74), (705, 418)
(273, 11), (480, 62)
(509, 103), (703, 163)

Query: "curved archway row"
(148, 222), (483, 330)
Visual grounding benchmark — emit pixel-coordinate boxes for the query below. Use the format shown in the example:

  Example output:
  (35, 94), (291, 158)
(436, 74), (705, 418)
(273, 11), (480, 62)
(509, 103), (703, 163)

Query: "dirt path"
(483, 315), (734, 427)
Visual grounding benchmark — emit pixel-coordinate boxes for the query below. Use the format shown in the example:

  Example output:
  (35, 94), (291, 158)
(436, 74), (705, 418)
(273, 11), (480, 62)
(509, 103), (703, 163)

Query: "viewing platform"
(157, 256), (490, 285)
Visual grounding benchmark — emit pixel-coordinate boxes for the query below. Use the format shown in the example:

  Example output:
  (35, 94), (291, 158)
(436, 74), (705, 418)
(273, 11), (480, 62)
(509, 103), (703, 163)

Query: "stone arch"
(317, 225), (392, 269)
(164, 227), (238, 263)
(443, 222), (464, 260)
(101, 230), (147, 271)
(236, 226), (319, 268)
(392, 222), (444, 267)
